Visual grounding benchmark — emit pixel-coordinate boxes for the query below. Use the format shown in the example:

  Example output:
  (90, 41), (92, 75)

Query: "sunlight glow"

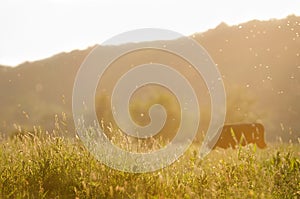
(0, 0), (299, 66)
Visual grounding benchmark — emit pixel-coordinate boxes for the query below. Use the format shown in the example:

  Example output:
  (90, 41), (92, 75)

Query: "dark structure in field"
(211, 123), (267, 149)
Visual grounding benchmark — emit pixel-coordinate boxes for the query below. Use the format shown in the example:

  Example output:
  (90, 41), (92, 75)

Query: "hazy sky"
(0, 0), (299, 66)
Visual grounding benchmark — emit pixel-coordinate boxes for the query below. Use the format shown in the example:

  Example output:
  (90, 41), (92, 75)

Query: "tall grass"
(0, 130), (299, 198)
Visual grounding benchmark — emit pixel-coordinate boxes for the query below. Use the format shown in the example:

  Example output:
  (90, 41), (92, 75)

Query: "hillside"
(0, 15), (299, 142)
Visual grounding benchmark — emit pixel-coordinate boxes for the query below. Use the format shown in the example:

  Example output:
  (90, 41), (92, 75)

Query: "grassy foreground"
(0, 132), (299, 199)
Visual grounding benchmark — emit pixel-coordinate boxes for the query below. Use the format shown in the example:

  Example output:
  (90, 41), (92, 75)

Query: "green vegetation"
(0, 130), (299, 199)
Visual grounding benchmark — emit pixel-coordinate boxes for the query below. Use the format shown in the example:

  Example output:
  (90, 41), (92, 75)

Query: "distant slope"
(0, 15), (299, 142)
(195, 15), (300, 141)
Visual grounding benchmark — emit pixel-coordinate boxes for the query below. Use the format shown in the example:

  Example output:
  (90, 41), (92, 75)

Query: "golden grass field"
(0, 128), (299, 199)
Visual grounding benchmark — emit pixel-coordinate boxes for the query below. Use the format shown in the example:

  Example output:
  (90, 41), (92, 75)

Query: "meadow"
(0, 128), (299, 199)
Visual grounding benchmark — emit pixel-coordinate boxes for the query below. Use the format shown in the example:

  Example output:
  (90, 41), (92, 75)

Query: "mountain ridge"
(0, 15), (299, 142)
(4, 14), (298, 69)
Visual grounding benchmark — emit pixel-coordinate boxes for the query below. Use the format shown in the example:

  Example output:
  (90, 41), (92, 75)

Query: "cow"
(209, 123), (267, 149)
